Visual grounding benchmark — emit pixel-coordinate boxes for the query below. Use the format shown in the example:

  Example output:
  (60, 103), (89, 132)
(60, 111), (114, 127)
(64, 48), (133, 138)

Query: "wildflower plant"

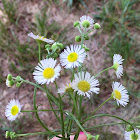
(4, 15), (140, 140)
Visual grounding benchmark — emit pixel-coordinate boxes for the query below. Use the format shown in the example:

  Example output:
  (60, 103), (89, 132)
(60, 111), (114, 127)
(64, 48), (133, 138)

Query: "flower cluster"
(4, 15), (139, 140)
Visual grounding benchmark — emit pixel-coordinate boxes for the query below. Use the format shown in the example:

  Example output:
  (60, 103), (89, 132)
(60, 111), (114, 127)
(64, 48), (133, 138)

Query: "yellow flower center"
(78, 81), (90, 92)
(114, 90), (121, 100)
(67, 52), (78, 62)
(39, 36), (45, 39)
(43, 68), (55, 79)
(11, 105), (19, 116)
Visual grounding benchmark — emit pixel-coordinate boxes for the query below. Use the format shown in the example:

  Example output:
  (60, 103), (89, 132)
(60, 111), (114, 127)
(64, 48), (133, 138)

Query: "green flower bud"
(94, 23), (101, 29)
(52, 53), (59, 59)
(82, 20), (90, 28)
(126, 125), (133, 132)
(45, 44), (51, 49)
(95, 135), (100, 140)
(10, 132), (16, 139)
(9, 80), (14, 87)
(82, 44), (90, 52)
(75, 36), (81, 42)
(51, 43), (58, 51)
(74, 21), (80, 27)
(130, 132), (139, 140)
(87, 134), (93, 140)
(5, 131), (10, 138)
(16, 76), (22, 81)
(16, 82), (21, 88)
(7, 74), (12, 81)
(84, 35), (89, 40)
(57, 43), (64, 49)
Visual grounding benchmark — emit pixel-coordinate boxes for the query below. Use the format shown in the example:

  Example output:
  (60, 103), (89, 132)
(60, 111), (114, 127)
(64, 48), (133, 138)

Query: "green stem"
(38, 42), (41, 61)
(58, 93), (65, 139)
(87, 96), (113, 120)
(94, 66), (113, 79)
(71, 68), (75, 82)
(85, 122), (140, 130)
(16, 132), (62, 138)
(21, 109), (60, 112)
(82, 114), (135, 132)
(44, 85), (61, 123)
(33, 86), (50, 131)
(85, 28), (95, 36)
(54, 81), (58, 89)
(81, 27), (86, 48)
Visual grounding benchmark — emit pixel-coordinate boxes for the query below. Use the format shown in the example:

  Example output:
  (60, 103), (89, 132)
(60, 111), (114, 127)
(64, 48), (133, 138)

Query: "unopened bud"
(5, 131), (10, 138)
(126, 125), (133, 132)
(7, 74), (12, 81)
(45, 44), (51, 49)
(57, 43), (64, 49)
(87, 134), (93, 140)
(9, 80), (14, 87)
(74, 21), (80, 27)
(75, 36), (81, 42)
(16, 76), (22, 81)
(94, 23), (101, 29)
(84, 35), (89, 40)
(16, 82), (21, 88)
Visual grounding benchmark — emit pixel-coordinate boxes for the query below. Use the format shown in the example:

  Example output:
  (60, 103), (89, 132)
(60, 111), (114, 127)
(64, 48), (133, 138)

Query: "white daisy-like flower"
(5, 99), (22, 121)
(58, 81), (73, 94)
(124, 129), (140, 140)
(79, 15), (94, 31)
(113, 54), (124, 78)
(28, 32), (54, 44)
(112, 82), (129, 107)
(60, 45), (86, 69)
(33, 58), (61, 85)
(72, 71), (99, 98)
(6, 79), (12, 87)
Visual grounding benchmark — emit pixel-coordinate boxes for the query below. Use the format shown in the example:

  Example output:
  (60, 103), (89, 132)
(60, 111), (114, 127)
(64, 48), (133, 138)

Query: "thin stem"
(33, 86), (50, 131)
(38, 42), (41, 61)
(58, 93), (65, 139)
(17, 132), (62, 138)
(54, 81), (58, 89)
(21, 109), (60, 112)
(81, 27), (86, 48)
(82, 114), (135, 132)
(44, 85), (61, 123)
(94, 66), (113, 79)
(85, 28), (95, 36)
(88, 96), (113, 119)
(71, 68), (75, 82)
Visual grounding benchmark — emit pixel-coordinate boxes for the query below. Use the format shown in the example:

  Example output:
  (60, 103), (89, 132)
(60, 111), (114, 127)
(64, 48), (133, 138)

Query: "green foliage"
(2, 0), (17, 23)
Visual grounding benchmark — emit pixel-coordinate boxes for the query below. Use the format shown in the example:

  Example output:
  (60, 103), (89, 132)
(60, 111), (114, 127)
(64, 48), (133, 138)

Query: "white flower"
(58, 82), (73, 94)
(33, 58), (61, 85)
(72, 72), (99, 98)
(113, 54), (124, 78)
(79, 15), (94, 31)
(6, 79), (12, 87)
(5, 99), (22, 121)
(28, 32), (54, 44)
(124, 129), (140, 140)
(112, 82), (129, 107)
(60, 45), (86, 69)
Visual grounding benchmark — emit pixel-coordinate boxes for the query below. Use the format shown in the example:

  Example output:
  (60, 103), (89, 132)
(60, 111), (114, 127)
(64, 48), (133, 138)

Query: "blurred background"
(0, 0), (140, 139)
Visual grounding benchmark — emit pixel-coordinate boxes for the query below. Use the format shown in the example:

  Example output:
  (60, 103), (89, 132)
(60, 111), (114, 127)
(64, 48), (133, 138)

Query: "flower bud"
(84, 35), (89, 40)
(75, 36), (81, 42)
(57, 43), (64, 49)
(82, 44), (90, 52)
(9, 80), (14, 87)
(16, 82), (21, 88)
(74, 21), (80, 27)
(45, 44), (51, 49)
(52, 53), (59, 59)
(10, 132), (16, 139)
(7, 74), (12, 81)
(87, 134), (93, 140)
(126, 125), (133, 132)
(16, 76), (22, 81)
(5, 131), (10, 138)
(82, 20), (90, 28)
(94, 23), (101, 29)
(95, 135), (100, 140)
(51, 43), (58, 51)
